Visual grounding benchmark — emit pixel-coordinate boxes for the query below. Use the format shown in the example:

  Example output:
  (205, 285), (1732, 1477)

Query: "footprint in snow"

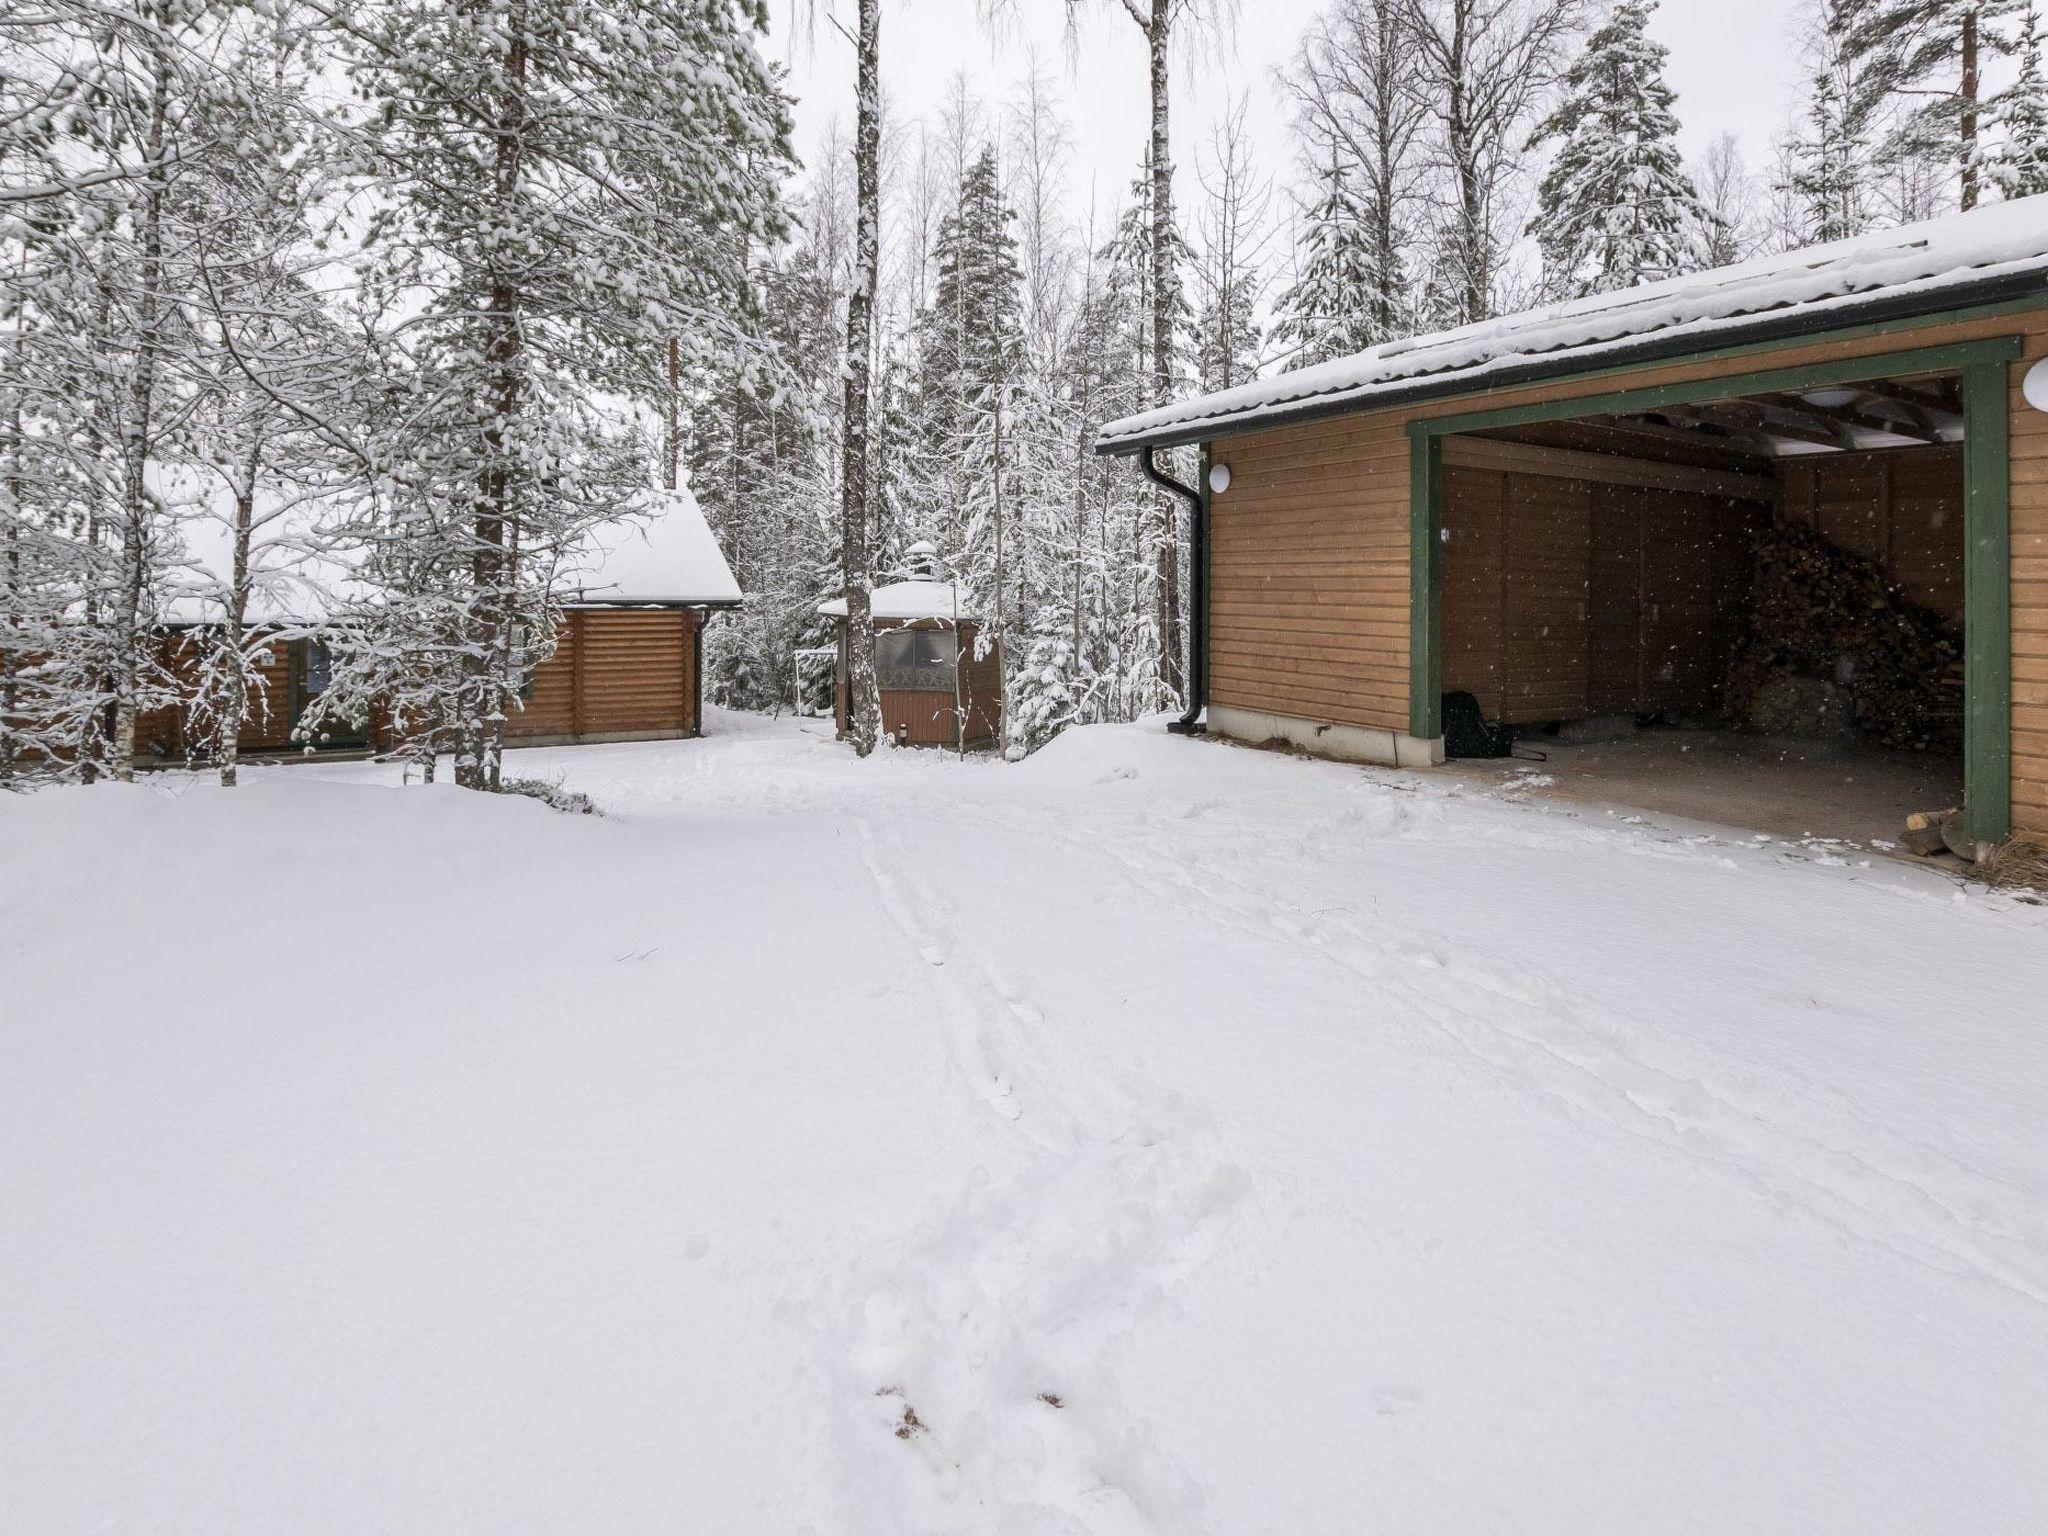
(984, 1077), (1022, 1120)
(1372, 1385), (1427, 1416)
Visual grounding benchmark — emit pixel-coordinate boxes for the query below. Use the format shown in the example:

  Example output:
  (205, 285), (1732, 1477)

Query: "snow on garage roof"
(554, 485), (742, 607)
(817, 579), (972, 622)
(1097, 194), (2048, 454)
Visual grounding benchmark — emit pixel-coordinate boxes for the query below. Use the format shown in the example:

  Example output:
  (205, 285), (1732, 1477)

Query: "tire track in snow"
(822, 818), (1247, 1534)
(970, 796), (2048, 1312)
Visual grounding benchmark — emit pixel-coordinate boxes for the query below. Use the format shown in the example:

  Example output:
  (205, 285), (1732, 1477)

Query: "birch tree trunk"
(460, 0), (529, 792)
(111, 41), (174, 783)
(1145, 0), (1184, 703)
(1444, 4), (1487, 326)
(840, 0), (883, 758)
(216, 470), (255, 788)
(992, 385), (1008, 754)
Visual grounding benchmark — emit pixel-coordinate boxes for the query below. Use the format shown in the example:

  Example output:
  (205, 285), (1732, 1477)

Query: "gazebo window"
(875, 628), (957, 691)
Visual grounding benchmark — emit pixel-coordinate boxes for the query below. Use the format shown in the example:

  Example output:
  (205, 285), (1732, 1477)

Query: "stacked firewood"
(1723, 519), (1964, 753)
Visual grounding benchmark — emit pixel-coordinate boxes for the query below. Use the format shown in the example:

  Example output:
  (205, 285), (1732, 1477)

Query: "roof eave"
(1094, 268), (2048, 456)
(561, 597), (744, 610)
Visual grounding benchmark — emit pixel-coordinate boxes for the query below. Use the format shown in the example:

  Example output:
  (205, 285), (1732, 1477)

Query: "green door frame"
(1404, 333), (2023, 846)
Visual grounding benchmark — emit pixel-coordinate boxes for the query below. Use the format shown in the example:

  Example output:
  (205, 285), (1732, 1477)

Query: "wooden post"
(1962, 357), (2012, 847)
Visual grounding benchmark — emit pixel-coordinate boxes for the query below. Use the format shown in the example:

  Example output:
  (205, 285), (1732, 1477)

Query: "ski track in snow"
(965, 791), (2048, 1313)
(824, 818), (1247, 1534)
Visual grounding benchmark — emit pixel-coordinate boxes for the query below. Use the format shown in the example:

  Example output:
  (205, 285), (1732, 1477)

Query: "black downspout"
(1140, 445), (1205, 735)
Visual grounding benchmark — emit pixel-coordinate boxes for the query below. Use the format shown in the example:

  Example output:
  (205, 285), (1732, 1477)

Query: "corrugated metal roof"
(1097, 195), (2048, 454)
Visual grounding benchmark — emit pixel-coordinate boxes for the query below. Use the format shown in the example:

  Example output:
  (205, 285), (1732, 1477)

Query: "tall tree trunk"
(1146, 2), (1184, 703)
(1961, 6), (1981, 210)
(462, 0), (529, 792)
(992, 386), (1007, 755)
(840, 0), (883, 757)
(2, 327), (20, 782)
(1445, 4), (1486, 325)
(1, 215), (25, 782)
(664, 336), (681, 490)
(217, 479), (254, 788)
(111, 43), (174, 784)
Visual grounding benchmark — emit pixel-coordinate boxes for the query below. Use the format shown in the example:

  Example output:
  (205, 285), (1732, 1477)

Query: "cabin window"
(298, 639), (333, 699)
(874, 628), (957, 692)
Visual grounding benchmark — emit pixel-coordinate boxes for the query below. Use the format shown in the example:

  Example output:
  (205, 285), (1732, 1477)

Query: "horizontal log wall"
(2018, 323), (2048, 831)
(506, 609), (699, 744)
(1441, 466), (1760, 726)
(136, 635), (299, 757)
(1204, 305), (2048, 832)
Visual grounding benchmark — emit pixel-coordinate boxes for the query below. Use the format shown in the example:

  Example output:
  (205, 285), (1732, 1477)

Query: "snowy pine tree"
(329, 0), (790, 788)
(1278, 0), (1424, 362)
(1782, 3), (1880, 243)
(1528, 0), (1704, 298)
(1274, 145), (1384, 367)
(919, 145), (1023, 742)
(1992, 3), (2048, 195)
(1844, 0), (2027, 210)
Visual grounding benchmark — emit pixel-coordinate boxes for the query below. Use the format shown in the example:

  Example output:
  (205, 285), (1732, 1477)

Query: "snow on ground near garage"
(5, 707), (2048, 1535)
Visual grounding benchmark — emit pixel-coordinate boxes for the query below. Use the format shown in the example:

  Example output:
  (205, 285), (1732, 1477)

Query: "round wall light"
(1208, 462), (1233, 494)
(2025, 358), (2048, 413)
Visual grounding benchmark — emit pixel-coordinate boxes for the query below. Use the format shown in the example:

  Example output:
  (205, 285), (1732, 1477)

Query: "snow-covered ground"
(6, 707), (2048, 1535)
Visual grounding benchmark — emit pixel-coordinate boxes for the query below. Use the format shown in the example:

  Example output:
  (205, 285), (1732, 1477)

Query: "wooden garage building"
(138, 487), (741, 760)
(1096, 197), (2048, 851)
(503, 488), (741, 746)
(821, 548), (1001, 750)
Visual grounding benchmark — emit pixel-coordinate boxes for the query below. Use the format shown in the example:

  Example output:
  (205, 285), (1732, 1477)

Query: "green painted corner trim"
(1405, 335), (2025, 442)
(1962, 360), (2014, 848)
(1400, 333), (2019, 838)
(1408, 432), (1443, 740)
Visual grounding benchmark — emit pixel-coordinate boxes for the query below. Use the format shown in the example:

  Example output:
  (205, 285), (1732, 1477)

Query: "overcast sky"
(767, 0), (1811, 217)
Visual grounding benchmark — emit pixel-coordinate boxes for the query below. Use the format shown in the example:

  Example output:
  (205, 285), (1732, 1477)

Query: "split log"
(1723, 519), (1963, 753)
(1901, 808), (1955, 856)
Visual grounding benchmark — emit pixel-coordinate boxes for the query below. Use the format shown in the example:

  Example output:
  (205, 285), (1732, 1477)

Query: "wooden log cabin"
(137, 487), (741, 760)
(821, 545), (1001, 750)
(1095, 197), (2048, 854)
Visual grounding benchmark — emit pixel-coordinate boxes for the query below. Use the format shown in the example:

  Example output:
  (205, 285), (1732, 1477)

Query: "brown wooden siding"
(1209, 413), (1411, 734)
(1441, 467), (1759, 726)
(1204, 305), (2048, 832)
(505, 608), (699, 744)
(136, 633), (300, 758)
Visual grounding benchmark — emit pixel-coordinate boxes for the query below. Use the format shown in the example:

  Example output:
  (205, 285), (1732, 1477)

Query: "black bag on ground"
(1441, 690), (1515, 759)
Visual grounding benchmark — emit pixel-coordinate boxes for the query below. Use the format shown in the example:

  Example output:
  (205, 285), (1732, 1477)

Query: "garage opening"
(1437, 369), (1968, 851)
